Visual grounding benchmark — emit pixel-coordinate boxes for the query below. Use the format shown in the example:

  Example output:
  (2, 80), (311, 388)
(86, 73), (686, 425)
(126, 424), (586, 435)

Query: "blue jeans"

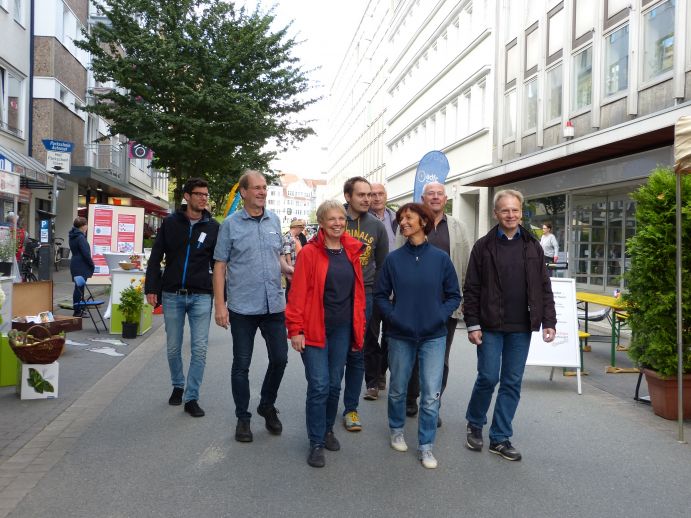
(465, 331), (532, 443)
(342, 292), (372, 414)
(162, 292), (213, 403)
(388, 336), (445, 450)
(301, 324), (351, 447)
(229, 310), (288, 420)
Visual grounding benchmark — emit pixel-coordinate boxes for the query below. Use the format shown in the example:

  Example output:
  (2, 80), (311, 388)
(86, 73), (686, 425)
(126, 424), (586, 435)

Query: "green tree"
(76, 0), (316, 207)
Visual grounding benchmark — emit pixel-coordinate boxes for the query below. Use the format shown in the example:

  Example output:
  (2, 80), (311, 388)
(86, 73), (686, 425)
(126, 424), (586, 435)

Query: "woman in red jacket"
(286, 199), (366, 468)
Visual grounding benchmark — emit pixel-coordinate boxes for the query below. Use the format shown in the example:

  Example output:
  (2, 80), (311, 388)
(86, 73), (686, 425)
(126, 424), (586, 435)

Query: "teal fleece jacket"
(374, 240), (461, 343)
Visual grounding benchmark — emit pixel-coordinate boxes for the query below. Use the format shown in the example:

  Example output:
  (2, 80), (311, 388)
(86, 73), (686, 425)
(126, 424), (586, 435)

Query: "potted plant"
(0, 234), (14, 277)
(118, 278), (145, 339)
(624, 167), (691, 419)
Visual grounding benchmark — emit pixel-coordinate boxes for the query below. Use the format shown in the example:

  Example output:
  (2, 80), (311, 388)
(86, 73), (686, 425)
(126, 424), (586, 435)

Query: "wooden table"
(576, 292), (626, 368)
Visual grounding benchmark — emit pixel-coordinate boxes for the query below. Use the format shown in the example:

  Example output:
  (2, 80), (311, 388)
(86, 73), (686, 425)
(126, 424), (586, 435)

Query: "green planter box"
(0, 334), (20, 387)
(109, 304), (153, 336)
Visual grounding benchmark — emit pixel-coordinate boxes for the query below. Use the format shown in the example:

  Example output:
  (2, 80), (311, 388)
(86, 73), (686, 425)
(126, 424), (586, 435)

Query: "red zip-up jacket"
(286, 229), (366, 350)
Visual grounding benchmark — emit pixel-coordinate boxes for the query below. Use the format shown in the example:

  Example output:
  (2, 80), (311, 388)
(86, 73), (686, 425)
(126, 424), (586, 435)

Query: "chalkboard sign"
(527, 278), (580, 368)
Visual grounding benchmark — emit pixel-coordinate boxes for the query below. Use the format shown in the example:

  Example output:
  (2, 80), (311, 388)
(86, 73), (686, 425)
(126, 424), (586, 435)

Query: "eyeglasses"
(190, 192), (209, 198)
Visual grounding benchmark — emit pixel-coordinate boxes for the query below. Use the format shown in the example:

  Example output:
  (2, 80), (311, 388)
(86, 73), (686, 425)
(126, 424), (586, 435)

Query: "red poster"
(117, 214), (136, 254)
(91, 207), (113, 276)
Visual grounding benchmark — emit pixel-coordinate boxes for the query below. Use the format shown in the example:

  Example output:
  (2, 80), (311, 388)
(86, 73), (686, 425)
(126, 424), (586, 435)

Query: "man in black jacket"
(145, 178), (219, 418)
(463, 189), (556, 461)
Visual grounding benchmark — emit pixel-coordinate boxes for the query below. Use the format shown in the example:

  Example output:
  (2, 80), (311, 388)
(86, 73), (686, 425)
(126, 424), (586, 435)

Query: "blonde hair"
(493, 189), (524, 209)
(316, 200), (346, 223)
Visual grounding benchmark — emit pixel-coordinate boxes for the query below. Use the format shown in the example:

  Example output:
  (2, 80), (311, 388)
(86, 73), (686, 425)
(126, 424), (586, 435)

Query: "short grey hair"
(493, 189), (524, 210)
(238, 170), (266, 190)
(316, 200), (346, 223)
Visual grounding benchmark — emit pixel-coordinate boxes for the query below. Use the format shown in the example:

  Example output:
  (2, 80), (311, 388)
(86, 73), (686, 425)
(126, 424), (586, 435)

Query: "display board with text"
(86, 205), (145, 277)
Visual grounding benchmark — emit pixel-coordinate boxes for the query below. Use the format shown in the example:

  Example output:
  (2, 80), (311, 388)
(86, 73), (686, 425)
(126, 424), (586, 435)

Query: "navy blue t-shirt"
(323, 249), (354, 327)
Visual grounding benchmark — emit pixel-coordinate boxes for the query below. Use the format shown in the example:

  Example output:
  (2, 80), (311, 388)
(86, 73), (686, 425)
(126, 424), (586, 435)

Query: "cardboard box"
(12, 281), (81, 334)
(16, 362), (59, 399)
(0, 334), (19, 387)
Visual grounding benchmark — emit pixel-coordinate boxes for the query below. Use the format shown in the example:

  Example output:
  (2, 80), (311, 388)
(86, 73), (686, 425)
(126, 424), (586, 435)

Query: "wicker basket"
(8, 326), (65, 364)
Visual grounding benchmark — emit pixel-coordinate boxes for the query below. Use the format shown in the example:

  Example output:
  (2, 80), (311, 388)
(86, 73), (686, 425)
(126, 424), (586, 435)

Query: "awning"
(0, 143), (67, 190)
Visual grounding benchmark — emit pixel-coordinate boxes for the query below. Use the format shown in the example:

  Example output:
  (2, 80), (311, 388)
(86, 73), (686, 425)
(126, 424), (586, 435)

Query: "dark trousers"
(364, 300), (388, 388)
(407, 317), (457, 404)
(229, 310), (288, 420)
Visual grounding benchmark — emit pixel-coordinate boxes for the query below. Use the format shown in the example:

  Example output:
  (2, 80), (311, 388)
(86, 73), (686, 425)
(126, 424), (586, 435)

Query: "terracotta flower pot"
(643, 368), (691, 420)
(121, 321), (138, 339)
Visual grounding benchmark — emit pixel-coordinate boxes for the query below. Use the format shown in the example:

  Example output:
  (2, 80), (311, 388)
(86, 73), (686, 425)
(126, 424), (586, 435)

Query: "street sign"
(41, 139), (74, 153)
(46, 150), (71, 174)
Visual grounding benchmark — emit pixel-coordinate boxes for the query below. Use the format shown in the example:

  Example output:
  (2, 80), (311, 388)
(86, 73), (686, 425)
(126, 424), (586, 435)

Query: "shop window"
(547, 4), (564, 64)
(504, 89), (517, 139)
(545, 64), (563, 123)
(604, 24), (629, 97)
(572, 46), (592, 111)
(523, 78), (538, 132)
(642, 0), (675, 83)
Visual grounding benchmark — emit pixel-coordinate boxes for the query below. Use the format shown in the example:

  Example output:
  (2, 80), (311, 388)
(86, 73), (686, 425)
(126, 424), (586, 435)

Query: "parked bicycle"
(53, 237), (70, 271)
(20, 238), (41, 282)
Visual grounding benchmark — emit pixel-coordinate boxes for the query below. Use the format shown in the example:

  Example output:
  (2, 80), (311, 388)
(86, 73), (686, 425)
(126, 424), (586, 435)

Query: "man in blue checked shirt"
(213, 170), (295, 443)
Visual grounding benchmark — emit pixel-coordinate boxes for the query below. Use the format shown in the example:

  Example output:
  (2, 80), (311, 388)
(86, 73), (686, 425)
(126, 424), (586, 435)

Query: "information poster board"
(527, 278), (580, 368)
(87, 205), (145, 278)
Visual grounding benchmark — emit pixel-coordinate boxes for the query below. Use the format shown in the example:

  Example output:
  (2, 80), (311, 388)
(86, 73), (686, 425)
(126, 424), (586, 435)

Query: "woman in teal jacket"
(375, 203), (461, 469)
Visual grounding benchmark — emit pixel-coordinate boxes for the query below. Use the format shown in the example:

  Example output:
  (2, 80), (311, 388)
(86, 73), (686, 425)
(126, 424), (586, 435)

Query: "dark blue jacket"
(375, 240), (461, 343)
(69, 226), (95, 279)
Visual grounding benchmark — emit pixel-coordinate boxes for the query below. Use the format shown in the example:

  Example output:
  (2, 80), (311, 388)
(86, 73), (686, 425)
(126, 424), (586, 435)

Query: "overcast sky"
(236, 0), (369, 178)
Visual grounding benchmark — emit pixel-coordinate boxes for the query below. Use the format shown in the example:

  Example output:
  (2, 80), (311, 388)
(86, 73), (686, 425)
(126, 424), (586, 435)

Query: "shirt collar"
(497, 226), (521, 240)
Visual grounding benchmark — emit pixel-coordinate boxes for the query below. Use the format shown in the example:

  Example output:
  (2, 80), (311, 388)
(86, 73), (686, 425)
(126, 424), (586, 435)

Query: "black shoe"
(235, 419), (253, 442)
(324, 431), (340, 452)
(257, 405), (283, 435)
(406, 400), (418, 417)
(466, 424), (483, 451)
(307, 445), (325, 468)
(73, 310), (85, 318)
(489, 440), (521, 461)
(437, 416), (442, 428)
(184, 400), (205, 417)
(168, 387), (184, 406)
(377, 377), (386, 391)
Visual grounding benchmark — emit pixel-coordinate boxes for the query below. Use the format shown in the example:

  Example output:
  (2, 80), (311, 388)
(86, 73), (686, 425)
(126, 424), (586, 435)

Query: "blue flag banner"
(413, 151), (450, 203)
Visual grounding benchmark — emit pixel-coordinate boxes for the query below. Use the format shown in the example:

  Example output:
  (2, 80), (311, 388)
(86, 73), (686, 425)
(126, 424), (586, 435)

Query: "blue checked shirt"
(213, 208), (285, 315)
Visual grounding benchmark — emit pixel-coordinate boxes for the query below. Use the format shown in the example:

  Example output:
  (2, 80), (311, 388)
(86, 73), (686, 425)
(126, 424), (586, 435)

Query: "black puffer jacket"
(463, 224), (557, 332)
(69, 226), (95, 279)
(145, 208), (219, 295)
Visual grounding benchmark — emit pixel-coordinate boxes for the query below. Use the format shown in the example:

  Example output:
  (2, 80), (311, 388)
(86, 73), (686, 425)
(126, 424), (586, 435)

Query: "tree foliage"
(624, 168), (691, 377)
(76, 0), (316, 207)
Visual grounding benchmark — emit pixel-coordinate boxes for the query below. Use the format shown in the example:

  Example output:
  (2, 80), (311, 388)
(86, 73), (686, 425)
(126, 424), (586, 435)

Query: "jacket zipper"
(181, 224), (193, 289)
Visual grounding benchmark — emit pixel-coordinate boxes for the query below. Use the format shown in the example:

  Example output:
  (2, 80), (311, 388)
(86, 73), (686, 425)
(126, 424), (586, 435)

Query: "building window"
(604, 24), (629, 97)
(547, 6), (564, 63)
(525, 24), (539, 75)
(523, 78), (538, 132)
(642, 0), (675, 82)
(545, 64), (562, 123)
(573, 0), (595, 47)
(13, 0), (22, 24)
(572, 46), (592, 111)
(504, 89), (517, 139)
(607, 0), (629, 18)
(0, 68), (23, 137)
(506, 40), (518, 87)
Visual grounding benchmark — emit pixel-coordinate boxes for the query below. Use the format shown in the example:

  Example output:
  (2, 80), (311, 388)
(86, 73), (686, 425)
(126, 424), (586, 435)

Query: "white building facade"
(267, 173), (325, 228)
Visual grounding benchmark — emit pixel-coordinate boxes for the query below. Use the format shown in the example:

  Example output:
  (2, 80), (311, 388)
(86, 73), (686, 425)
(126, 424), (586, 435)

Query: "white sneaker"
(390, 432), (408, 452)
(418, 449), (438, 469)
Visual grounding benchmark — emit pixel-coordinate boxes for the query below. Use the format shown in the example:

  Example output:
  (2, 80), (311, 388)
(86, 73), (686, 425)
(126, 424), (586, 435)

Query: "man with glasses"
(213, 170), (294, 443)
(145, 177), (220, 418)
(463, 189), (556, 461)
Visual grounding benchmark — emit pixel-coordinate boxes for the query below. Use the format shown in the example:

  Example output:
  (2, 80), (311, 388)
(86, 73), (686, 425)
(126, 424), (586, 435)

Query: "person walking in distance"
(405, 182), (472, 426)
(363, 183), (398, 400)
(145, 178), (219, 418)
(463, 189), (556, 461)
(341, 176), (388, 432)
(540, 222), (559, 275)
(282, 219), (304, 297)
(286, 200), (366, 467)
(213, 170), (295, 443)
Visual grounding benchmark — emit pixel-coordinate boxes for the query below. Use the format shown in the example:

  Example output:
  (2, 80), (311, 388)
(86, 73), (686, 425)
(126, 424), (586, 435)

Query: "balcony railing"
(84, 143), (126, 181)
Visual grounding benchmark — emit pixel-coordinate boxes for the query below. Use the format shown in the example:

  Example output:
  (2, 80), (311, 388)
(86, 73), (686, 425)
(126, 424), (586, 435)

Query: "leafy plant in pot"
(0, 235), (15, 277)
(624, 167), (691, 420)
(119, 278), (145, 339)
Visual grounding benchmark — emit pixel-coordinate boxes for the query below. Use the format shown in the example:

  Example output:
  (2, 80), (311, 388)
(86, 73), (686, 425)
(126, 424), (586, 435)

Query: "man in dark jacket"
(463, 189), (556, 462)
(145, 178), (219, 418)
(69, 217), (95, 317)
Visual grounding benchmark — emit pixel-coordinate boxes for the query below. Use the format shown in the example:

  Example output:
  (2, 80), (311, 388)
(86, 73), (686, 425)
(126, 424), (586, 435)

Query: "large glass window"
(524, 78), (538, 131)
(504, 89), (517, 139)
(545, 65), (563, 122)
(604, 25), (629, 96)
(572, 47), (592, 111)
(0, 68), (24, 137)
(642, 0), (675, 82)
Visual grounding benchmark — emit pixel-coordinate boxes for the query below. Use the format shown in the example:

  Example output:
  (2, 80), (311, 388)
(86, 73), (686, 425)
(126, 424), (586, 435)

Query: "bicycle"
(53, 237), (70, 271)
(20, 238), (40, 282)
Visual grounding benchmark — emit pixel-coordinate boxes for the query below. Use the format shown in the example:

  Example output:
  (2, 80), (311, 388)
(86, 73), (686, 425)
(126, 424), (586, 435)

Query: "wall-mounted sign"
(46, 151), (71, 174)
